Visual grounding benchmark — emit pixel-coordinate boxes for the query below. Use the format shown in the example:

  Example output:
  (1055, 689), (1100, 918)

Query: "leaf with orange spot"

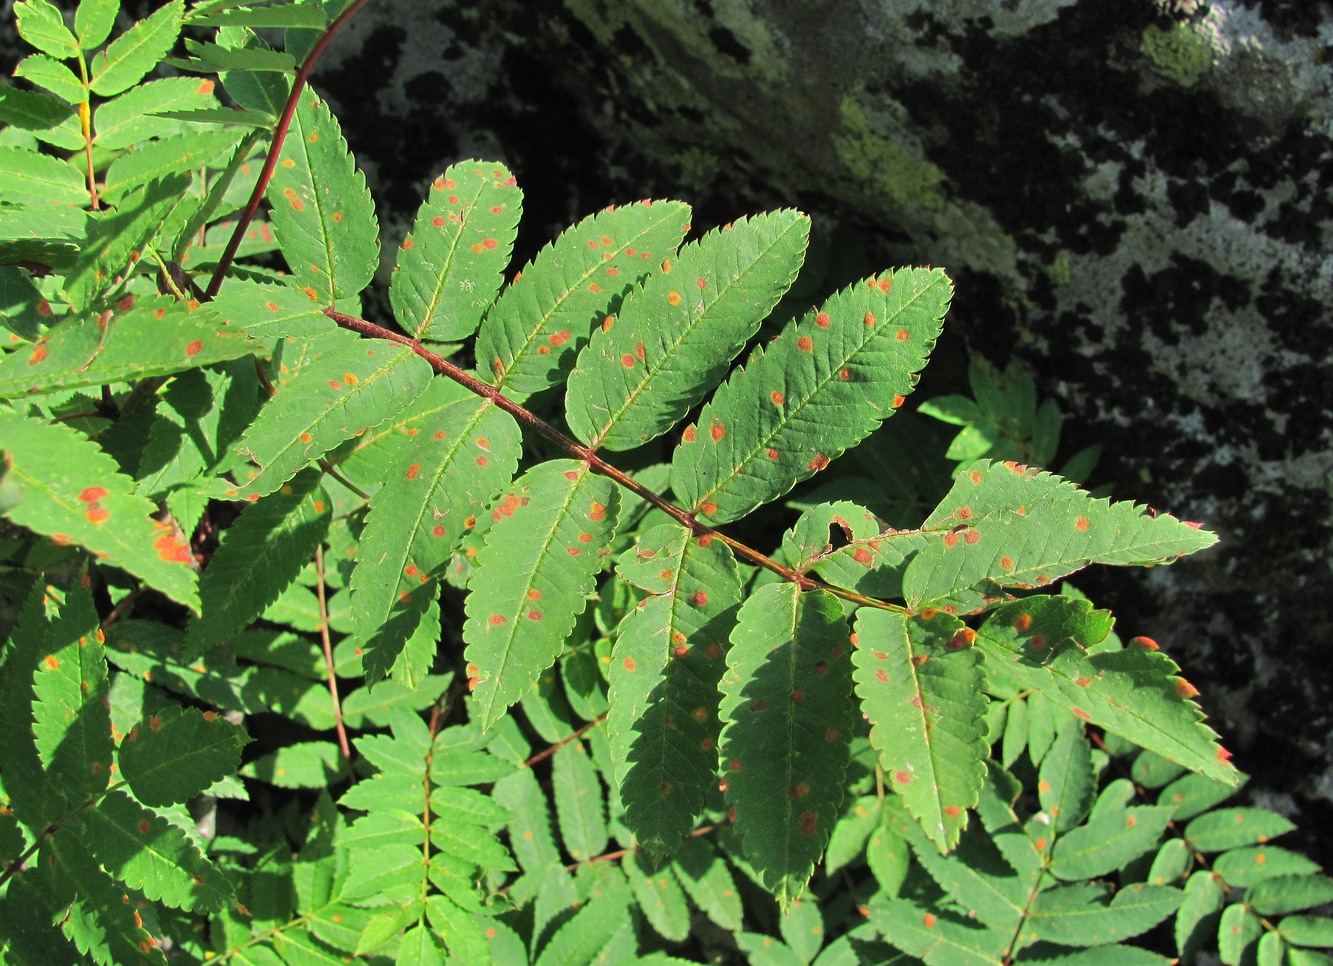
(352, 397), (520, 684)
(390, 160), (522, 343)
(73, 789), (233, 912)
(566, 210), (809, 451)
(89, 0), (183, 97)
(902, 460), (1217, 612)
(211, 338), (431, 501)
(609, 522), (741, 854)
(852, 608), (988, 853)
(717, 582), (854, 907)
(976, 596), (1239, 785)
(782, 499), (928, 599)
(28, 582), (113, 814)
(0, 294), (260, 398)
(265, 89), (379, 304)
(0, 408), (199, 611)
(463, 460), (619, 730)
(118, 705), (249, 807)
(672, 268), (950, 524)
(475, 200), (691, 398)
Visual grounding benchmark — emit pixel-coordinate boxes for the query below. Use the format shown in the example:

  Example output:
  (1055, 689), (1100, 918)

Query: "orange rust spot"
(79, 487), (108, 502)
(797, 335), (813, 352)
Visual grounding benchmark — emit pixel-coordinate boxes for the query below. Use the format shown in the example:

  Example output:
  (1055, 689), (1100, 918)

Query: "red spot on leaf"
(710, 421), (725, 441)
(44, 655), (58, 670)
(488, 614), (506, 626)
(797, 335), (813, 352)
(808, 454), (829, 472)
(1014, 613), (1033, 632)
(770, 390), (785, 406)
(943, 532), (958, 547)
(1074, 515), (1089, 531)
(895, 329), (909, 341)
(815, 312), (830, 327)
(875, 669), (890, 682)
(1131, 636), (1160, 650)
(895, 771), (913, 785)
(792, 688), (805, 703)
(863, 312), (876, 326)
(964, 529), (980, 544)
(729, 758), (743, 772)
(1072, 707), (1092, 721)
(692, 591), (709, 607)
(79, 487), (108, 502)
(406, 463), (421, 480)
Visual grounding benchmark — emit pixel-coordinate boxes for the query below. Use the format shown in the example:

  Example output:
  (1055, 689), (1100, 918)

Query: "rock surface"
(310, 0), (1333, 860)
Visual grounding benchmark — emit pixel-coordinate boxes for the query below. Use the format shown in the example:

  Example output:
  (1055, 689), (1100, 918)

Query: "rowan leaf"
(463, 459), (620, 730)
(0, 295), (260, 399)
(265, 89), (378, 304)
(89, 0), (183, 97)
(553, 738), (607, 862)
(565, 210), (809, 451)
(717, 582), (855, 906)
(213, 339), (432, 501)
(390, 160), (521, 342)
(903, 460), (1218, 611)
(1027, 883), (1181, 947)
(0, 144), (86, 205)
(74, 789), (233, 912)
(783, 499), (927, 598)
(118, 705), (248, 806)
(976, 596), (1239, 785)
(93, 76), (221, 150)
(475, 200), (691, 397)
(15, 0), (79, 58)
(351, 396), (520, 682)
(672, 268), (949, 524)
(852, 608), (988, 852)
(74, 0), (119, 49)
(609, 522), (741, 853)
(0, 407), (199, 611)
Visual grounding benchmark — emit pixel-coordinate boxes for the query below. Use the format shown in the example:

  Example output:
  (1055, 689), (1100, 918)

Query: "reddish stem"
(314, 546), (352, 762)
(205, 0), (373, 298)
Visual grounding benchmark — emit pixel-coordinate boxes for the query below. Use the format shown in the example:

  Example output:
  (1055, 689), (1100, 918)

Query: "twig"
(314, 546), (351, 762)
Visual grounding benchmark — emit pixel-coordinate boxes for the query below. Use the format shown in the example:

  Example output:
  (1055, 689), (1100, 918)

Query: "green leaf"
(0, 85), (77, 139)
(1246, 874), (1333, 916)
(610, 522), (741, 853)
(209, 277), (336, 339)
(0, 408), (199, 610)
(118, 705), (248, 806)
(476, 200), (691, 397)
(0, 145), (85, 205)
(780, 896), (826, 963)
(75, 0), (119, 48)
(1184, 807), (1297, 853)
(188, 4), (328, 27)
(265, 89), (379, 303)
(1026, 882), (1181, 947)
(74, 789), (233, 911)
(13, 53), (85, 104)
(425, 895), (490, 963)
(852, 608), (988, 852)
(352, 397), (520, 681)
(494, 768), (561, 877)
(93, 76), (223, 151)
(624, 851), (691, 942)
(463, 459), (620, 729)
(977, 596), (1239, 784)
(102, 128), (244, 203)
(553, 738), (607, 862)
(15, 0), (80, 58)
(672, 837), (743, 933)
(867, 894), (1009, 965)
(718, 582), (855, 905)
(673, 268), (949, 524)
(1158, 770), (1238, 820)
(29, 582), (112, 810)
(242, 741), (347, 788)
(534, 896), (635, 966)
(566, 210), (809, 451)
(1049, 804), (1175, 881)
(1176, 869), (1226, 960)
(1281, 916), (1333, 948)
(214, 339), (432, 501)
(89, 1), (183, 97)
(783, 500), (925, 599)
(1219, 902), (1263, 965)
(390, 160), (521, 342)
(902, 460), (1217, 610)
(903, 817), (1033, 935)
(186, 470), (330, 653)
(1214, 846), (1320, 887)
(1039, 720), (1094, 832)
(0, 296), (260, 398)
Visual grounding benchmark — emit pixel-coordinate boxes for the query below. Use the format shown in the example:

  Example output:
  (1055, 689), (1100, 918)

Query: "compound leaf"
(0, 408), (199, 611)
(566, 210), (809, 451)
(977, 596), (1239, 785)
(214, 339), (432, 501)
(610, 522), (741, 853)
(390, 160), (521, 342)
(118, 705), (248, 806)
(903, 460), (1217, 611)
(265, 89), (378, 303)
(475, 200), (691, 397)
(75, 789), (233, 912)
(783, 500), (927, 599)
(717, 582), (855, 906)
(351, 396), (520, 682)
(89, 0), (183, 97)
(852, 608), (988, 852)
(867, 894), (1009, 966)
(463, 459), (620, 730)
(672, 268), (949, 525)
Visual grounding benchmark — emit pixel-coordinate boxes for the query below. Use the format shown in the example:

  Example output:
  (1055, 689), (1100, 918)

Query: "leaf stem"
(325, 309), (906, 611)
(314, 545), (351, 762)
(204, 0), (373, 298)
